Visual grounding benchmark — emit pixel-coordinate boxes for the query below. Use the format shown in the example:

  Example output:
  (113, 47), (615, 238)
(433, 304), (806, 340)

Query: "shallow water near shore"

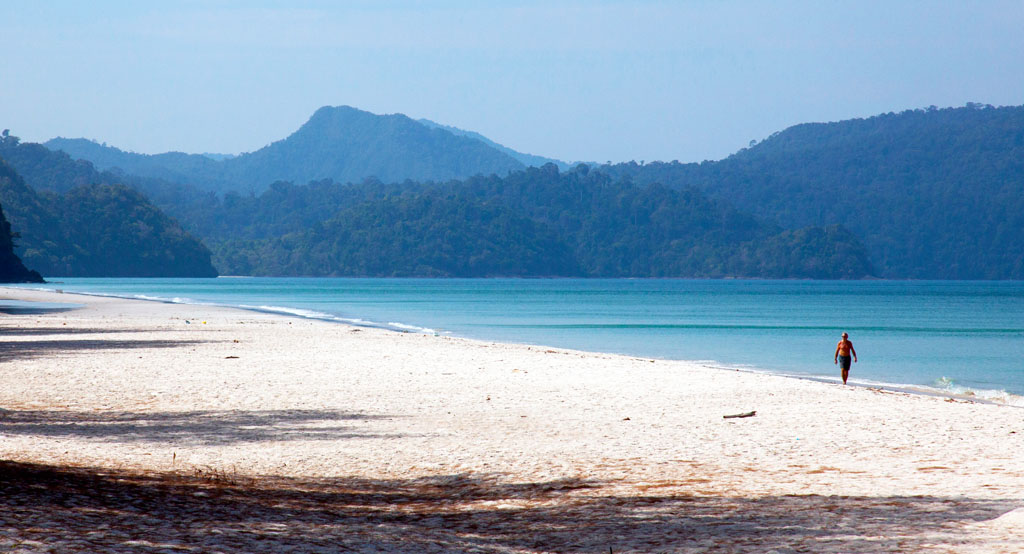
(9, 278), (1024, 402)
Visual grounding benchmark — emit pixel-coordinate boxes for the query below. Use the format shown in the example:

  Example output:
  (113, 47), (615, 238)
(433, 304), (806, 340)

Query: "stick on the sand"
(723, 411), (756, 419)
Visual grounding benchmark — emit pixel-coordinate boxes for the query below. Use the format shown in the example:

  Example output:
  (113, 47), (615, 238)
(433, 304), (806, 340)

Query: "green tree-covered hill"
(0, 135), (217, 277)
(168, 164), (873, 278)
(600, 104), (1024, 279)
(0, 167), (43, 283)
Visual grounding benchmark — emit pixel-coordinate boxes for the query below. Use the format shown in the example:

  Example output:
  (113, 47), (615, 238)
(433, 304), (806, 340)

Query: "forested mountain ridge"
(600, 104), (1024, 279)
(170, 164), (875, 278)
(46, 106), (528, 194)
(0, 134), (218, 277)
(43, 137), (227, 192)
(14, 103), (1021, 279)
(16, 134), (872, 278)
(215, 190), (585, 277)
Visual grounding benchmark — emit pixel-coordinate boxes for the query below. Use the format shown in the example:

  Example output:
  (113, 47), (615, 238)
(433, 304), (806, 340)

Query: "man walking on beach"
(834, 332), (857, 385)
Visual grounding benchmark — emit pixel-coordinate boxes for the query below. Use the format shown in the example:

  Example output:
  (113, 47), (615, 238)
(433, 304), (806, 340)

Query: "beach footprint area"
(2, 289), (1022, 553)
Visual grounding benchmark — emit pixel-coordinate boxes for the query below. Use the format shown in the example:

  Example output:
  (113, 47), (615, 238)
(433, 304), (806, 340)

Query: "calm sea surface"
(10, 278), (1024, 403)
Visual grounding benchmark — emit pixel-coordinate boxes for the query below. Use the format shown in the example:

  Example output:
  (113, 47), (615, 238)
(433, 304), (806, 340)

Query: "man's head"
(842, 332), (849, 338)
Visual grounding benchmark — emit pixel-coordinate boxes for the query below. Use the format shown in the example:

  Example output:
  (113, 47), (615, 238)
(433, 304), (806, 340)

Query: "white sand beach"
(1, 288), (1022, 553)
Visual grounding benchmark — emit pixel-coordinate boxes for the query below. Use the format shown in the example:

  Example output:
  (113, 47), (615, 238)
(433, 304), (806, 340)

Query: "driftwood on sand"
(723, 410), (757, 419)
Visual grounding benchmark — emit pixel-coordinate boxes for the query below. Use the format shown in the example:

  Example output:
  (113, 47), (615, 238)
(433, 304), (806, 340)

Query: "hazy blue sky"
(3, 1), (1023, 163)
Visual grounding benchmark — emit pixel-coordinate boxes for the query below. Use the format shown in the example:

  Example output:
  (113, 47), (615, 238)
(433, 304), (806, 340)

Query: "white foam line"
(238, 304), (337, 320)
(387, 321), (438, 334)
(29, 286), (438, 335)
(235, 304), (435, 334)
(8, 287), (209, 307)
(696, 361), (1024, 407)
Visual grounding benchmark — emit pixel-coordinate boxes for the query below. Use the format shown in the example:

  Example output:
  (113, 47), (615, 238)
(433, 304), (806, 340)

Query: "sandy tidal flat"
(1, 288), (1022, 553)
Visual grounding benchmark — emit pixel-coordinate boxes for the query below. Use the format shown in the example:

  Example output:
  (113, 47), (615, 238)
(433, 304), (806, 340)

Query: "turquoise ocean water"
(9, 278), (1024, 404)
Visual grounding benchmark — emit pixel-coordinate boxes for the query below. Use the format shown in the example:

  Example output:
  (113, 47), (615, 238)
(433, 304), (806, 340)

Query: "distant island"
(1, 102), (1022, 279)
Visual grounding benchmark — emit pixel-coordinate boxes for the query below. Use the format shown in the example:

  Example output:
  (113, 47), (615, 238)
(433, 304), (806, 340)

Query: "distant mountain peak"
(305, 104), (385, 125)
(43, 106), (538, 193)
(236, 105), (525, 187)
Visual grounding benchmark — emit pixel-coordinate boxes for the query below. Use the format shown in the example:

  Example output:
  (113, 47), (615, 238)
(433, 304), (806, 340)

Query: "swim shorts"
(838, 355), (852, 370)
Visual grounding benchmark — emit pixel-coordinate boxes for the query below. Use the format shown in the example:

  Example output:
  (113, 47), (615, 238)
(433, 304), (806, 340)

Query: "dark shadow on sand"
(0, 409), (398, 446)
(0, 326), (143, 336)
(0, 461), (1016, 553)
(0, 337), (207, 362)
